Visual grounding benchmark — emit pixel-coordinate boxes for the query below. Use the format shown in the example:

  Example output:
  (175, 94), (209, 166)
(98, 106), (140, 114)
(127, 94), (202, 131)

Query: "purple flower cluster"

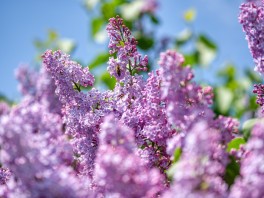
(239, 1), (264, 74)
(0, 13), (262, 197)
(94, 115), (165, 197)
(164, 122), (228, 198)
(106, 16), (148, 81)
(253, 84), (264, 111)
(0, 99), (89, 197)
(230, 123), (264, 198)
(0, 168), (10, 185)
(15, 65), (62, 115)
(159, 50), (214, 132)
(239, 1), (264, 113)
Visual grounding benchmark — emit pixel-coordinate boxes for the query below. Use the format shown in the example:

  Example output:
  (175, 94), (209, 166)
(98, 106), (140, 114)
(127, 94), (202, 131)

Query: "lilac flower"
(163, 122), (228, 198)
(43, 50), (115, 177)
(15, 65), (38, 96)
(214, 116), (239, 145)
(239, 2), (264, 74)
(16, 65), (63, 115)
(0, 99), (90, 197)
(107, 57), (128, 81)
(94, 115), (165, 197)
(0, 102), (10, 116)
(229, 123), (264, 198)
(246, 0), (263, 6)
(0, 168), (11, 185)
(42, 50), (94, 104)
(253, 83), (264, 112)
(129, 71), (172, 171)
(106, 16), (148, 81)
(159, 50), (214, 132)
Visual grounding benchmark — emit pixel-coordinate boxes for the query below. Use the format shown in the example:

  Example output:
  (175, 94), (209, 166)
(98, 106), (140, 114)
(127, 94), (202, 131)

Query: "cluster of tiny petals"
(15, 65), (63, 115)
(3, 13), (260, 197)
(106, 16), (148, 80)
(15, 65), (38, 96)
(246, 0), (263, 5)
(42, 50), (94, 103)
(230, 123), (264, 198)
(214, 116), (239, 145)
(163, 122), (228, 197)
(159, 50), (214, 133)
(0, 98), (89, 197)
(0, 168), (11, 185)
(239, 2), (264, 74)
(253, 83), (264, 111)
(0, 102), (10, 116)
(94, 115), (165, 197)
(107, 57), (128, 81)
(99, 115), (135, 152)
(107, 16), (134, 55)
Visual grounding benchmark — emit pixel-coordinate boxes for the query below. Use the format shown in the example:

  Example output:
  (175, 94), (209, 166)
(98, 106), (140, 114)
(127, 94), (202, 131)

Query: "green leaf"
(223, 156), (240, 188)
(196, 34), (217, 66)
(137, 36), (154, 50)
(101, 72), (116, 90)
(48, 30), (58, 41)
(218, 64), (236, 81)
(166, 163), (177, 181)
(57, 39), (75, 54)
(120, 1), (144, 21)
(89, 53), (110, 70)
(34, 40), (44, 49)
(0, 93), (13, 105)
(165, 147), (182, 181)
(215, 87), (233, 115)
(149, 14), (159, 24)
(91, 18), (105, 37)
(183, 52), (199, 66)
(242, 118), (264, 140)
(101, 0), (124, 20)
(175, 29), (193, 47)
(227, 137), (246, 152)
(245, 69), (262, 83)
(84, 0), (99, 10)
(173, 148), (182, 163)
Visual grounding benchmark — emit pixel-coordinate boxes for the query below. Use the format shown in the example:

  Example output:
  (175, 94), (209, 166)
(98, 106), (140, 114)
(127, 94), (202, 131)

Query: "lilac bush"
(1, 0), (264, 196)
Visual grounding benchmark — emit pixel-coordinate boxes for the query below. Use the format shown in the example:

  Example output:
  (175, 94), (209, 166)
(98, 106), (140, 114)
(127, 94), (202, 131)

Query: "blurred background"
(0, 0), (262, 120)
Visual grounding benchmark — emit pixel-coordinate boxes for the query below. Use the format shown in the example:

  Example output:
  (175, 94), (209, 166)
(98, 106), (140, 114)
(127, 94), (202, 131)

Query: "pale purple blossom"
(163, 122), (228, 198)
(229, 123), (264, 198)
(239, 2), (264, 74)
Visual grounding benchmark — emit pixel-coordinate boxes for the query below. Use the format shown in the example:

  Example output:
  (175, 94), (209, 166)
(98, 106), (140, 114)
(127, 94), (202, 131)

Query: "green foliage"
(223, 156), (240, 188)
(175, 29), (193, 47)
(215, 87), (234, 115)
(89, 52), (110, 70)
(213, 63), (261, 119)
(227, 137), (246, 152)
(242, 118), (264, 141)
(0, 93), (13, 105)
(34, 30), (75, 60)
(91, 18), (105, 37)
(175, 30), (217, 67)
(196, 34), (217, 66)
(101, 72), (116, 90)
(173, 148), (182, 163)
(137, 36), (154, 50)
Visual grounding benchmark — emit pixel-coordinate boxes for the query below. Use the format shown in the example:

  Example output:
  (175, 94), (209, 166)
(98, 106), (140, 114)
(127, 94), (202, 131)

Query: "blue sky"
(0, 0), (253, 100)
